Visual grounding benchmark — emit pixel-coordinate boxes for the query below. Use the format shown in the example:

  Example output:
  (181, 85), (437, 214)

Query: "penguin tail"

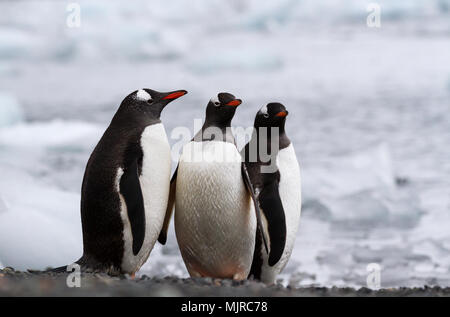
(47, 265), (69, 273)
(45, 257), (85, 273)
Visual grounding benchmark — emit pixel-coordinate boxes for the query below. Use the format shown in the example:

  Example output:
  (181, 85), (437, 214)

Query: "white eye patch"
(260, 104), (268, 115)
(135, 89), (152, 101)
(210, 97), (220, 106)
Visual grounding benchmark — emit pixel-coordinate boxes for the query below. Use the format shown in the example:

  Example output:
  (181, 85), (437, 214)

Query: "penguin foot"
(232, 272), (247, 281)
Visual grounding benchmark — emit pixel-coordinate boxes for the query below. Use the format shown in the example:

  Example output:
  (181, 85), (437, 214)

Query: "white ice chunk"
(0, 196), (7, 213)
(324, 190), (391, 229)
(302, 143), (423, 230)
(302, 143), (396, 200)
(188, 49), (282, 74)
(0, 167), (82, 270)
(0, 29), (37, 59)
(0, 120), (103, 148)
(0, 120), (102, 270)
(0, 93), (24, 128)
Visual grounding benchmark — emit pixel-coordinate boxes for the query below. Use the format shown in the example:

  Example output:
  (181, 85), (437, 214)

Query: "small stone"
(193, 277), (212, 285)
(232, 279), (245, 287)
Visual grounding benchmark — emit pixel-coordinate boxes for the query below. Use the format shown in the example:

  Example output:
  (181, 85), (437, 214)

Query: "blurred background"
(0, 0), (449, 288)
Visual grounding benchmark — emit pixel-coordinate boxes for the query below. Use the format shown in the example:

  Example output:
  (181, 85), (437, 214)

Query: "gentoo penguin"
(243, 102), (301, 284)
(158, 92), (267, 280)
(69, 88), (186, 275)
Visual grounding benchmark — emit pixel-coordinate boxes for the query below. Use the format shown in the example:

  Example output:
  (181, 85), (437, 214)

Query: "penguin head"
(254, 102), (288, 128)
(119, 88), (187, 120)
(205, 92), (242, 126)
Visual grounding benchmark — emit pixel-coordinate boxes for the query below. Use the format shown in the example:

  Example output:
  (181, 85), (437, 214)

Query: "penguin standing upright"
(158, 93), (267, 280)
(243, 102), (301, 284)
(72, 88), (187, 275)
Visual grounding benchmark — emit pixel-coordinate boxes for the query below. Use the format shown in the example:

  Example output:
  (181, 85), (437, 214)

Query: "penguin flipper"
(120, 158), (146, 256)
(241, 162), (269, 255)
(158, 166), (178, 245)
(259, 173), (287, 266)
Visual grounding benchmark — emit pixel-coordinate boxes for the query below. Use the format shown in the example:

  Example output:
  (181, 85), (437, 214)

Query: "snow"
(0, 0), (449, 287)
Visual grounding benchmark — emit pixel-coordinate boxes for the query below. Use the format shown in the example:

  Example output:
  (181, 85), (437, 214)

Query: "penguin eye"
(147, 99), (153, 104)
(263, 113), (269, 118)
(214, 101), (220, 107)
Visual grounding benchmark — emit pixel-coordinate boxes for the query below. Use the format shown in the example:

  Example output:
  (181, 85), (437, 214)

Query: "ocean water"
(0, 0), (449, 288)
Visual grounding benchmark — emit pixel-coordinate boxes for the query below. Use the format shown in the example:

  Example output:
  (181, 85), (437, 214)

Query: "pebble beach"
(1, 268), (449, 297)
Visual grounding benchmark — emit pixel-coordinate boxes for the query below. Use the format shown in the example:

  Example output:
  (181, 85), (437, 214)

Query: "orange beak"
(162, 90), (187, 100)
(275, 111), (288, 117)
(226, 99), (242, 106)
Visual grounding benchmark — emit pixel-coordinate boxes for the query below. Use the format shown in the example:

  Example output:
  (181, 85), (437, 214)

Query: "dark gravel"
(0, 268), (449, 297)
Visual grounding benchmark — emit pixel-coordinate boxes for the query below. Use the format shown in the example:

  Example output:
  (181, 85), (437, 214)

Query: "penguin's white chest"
(175, 141), (256, 279)
(261, 144), (302, 283)
(118, 123), (171, 273)
(276, 144), (302, 258)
